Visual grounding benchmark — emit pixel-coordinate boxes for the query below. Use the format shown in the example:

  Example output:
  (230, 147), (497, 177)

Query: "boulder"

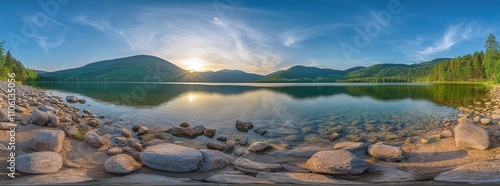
(235, 120), (253, 132)
(480, 118), (491, 125)
(32, 130), (65, 153)
(140, 143), (202, 172)
(206, 142), (225, 151)
(248, 141), (270, 152)
(492, 114), (500, 120)
(17, 152), (63, 174)
(180, 122), (190, 127)
(305, 150), (367, 175)
(39, 105), (57, 112)
(83, 130), (107, 148)
(48, 98), (59, 104)
(78, 99), (86, 104)
(333, 142), (368, 157)
(66, 95), (79, 103)
(368, 142), (404, 162)
(165, 126), (204, 138)
(454, 119), (490, 150)
(31, 109), (49, 125)
(104, 154), (142, 174)
(86, 119), (101, 127)
(203, 127), (216, 138)
(254, 127), (267, 135)
(138, 126), (148, 135)
(441, 130), (453, 138)
(14, 106), (27, 113)
(434, 159), (500, 184)
(83, 109), (92, 114)
(232, 158), (282, 174)
(122, 147), (142, 161)
(107, 147), (123, 155)
(0, 109), (10, 121)
(122, 129), (132, 138)
(198, 149), (234, 171)
(47, 114), (59, 127)
(205, 174), (273, 184)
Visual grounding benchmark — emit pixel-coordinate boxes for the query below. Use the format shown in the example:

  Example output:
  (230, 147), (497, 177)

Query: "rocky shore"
(0, 82), (499, 184)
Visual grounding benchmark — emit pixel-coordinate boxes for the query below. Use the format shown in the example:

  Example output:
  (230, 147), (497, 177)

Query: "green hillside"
(37, 55), (186, 82)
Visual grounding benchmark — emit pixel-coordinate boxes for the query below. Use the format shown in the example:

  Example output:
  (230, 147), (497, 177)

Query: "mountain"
(36, 55), (263, 82)
(258, 65), (360, 82)
(258, 58), (450, 83)
(36, 55), (452, 83)
(37, 55), (186, 82)
(198, 70), (264, 82)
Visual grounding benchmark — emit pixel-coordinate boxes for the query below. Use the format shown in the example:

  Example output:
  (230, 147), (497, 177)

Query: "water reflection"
(30, 82), (488, 109)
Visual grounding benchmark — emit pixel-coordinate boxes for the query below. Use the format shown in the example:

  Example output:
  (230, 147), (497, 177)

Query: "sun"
(184, 59), (204, 72)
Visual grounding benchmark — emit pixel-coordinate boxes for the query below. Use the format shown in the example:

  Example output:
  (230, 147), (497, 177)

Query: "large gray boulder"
(83, 130), (107, 148)
(368, 142), (404, 162)
(32, 130), (65, 153)
(454, 119), (490, 150)
(232, 158), (282, 174)
(434, 159), (500, 184)
(104, 154), (142, 174)
(17, 152), (63, 174)
(305, 150), (367, 175)
(198, 149), (234, 171)
(140, 143), (202, 172)
(31, 109), (49, 125)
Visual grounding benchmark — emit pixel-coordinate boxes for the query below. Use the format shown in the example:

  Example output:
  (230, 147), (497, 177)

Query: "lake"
(29, 82), (489, 147)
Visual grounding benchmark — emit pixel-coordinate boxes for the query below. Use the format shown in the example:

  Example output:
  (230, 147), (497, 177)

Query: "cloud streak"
(281, 24), (350, 48)
(416, 24), (472, 57)
(76, 7), (283, 74)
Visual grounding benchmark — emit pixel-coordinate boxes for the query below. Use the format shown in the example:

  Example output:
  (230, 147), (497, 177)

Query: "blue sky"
(0, 0), (499, 75)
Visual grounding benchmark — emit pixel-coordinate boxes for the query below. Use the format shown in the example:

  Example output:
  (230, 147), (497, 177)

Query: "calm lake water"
(29, 82), (488, 147)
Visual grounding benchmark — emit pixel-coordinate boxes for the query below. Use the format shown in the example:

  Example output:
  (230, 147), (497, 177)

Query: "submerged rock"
(205, 174), (273, 184)
(66, 95), (79, 103)
(165, 126), (205, 138)
(235, 120), (253, 132)
(248, 141), (270, 152)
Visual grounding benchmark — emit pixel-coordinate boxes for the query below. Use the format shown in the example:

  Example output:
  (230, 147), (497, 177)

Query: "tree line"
(426, 33), (500, 83)
(0, 40), (37, 82)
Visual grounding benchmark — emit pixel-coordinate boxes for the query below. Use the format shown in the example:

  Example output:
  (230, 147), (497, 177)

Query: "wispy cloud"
(23, 13), (76, 53)
(281, 25), (349, 48)
(404, 22), (492, 60)
(416, 24), (472, 57)
(75, 8), (283, 74)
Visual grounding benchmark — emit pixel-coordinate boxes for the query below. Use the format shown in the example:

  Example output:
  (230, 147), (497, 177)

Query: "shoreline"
(0, 82), (499, 184)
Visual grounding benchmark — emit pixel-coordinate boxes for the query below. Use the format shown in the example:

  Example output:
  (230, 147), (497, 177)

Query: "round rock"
(305, 150), (367, 175)
(140, 143), (203, 172)
(104, 154), (142, 174)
